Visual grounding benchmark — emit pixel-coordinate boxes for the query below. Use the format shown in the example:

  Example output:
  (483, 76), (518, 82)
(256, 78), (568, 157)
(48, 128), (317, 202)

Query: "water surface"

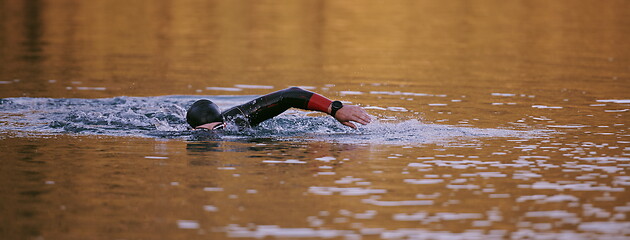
(1, 0), (629, 239)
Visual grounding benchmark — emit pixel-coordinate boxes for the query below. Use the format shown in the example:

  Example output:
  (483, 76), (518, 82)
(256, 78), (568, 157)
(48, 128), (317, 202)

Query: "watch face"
(332, 101), (343, 109)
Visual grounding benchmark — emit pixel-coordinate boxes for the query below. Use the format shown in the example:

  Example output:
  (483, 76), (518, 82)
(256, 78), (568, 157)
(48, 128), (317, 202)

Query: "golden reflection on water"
(1, 0), (628, 98)
(1, 0), (629, 239)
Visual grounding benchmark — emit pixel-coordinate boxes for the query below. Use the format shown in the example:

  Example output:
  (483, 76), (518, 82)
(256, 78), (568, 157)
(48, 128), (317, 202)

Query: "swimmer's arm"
(235, 87), (371, 128)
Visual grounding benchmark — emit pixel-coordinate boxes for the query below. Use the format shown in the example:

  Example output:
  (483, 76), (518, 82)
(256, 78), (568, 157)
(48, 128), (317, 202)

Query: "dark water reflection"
(1, 0), (629, 239)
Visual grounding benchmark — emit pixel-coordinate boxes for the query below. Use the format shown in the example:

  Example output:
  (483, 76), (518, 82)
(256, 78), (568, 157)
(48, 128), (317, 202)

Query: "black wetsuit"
(219, 87), (331, 129)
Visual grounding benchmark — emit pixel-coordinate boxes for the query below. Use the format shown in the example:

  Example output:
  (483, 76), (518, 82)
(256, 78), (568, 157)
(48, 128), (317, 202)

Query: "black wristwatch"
(330, 101), (343, 117)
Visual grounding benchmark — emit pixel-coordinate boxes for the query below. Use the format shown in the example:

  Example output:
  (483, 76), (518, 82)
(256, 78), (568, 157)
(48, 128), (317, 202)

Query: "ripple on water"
(176, 220), (200, 229)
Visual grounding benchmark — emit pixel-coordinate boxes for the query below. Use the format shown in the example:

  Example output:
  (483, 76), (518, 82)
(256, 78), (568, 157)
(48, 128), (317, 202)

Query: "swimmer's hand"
(334, 105), (371, 129)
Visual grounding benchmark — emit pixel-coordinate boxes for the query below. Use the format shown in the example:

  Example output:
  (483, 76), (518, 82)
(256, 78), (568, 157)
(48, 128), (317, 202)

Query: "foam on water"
(0, 96), (542, 144)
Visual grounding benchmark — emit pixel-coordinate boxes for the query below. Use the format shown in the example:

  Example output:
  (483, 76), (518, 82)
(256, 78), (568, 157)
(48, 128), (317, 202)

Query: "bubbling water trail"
(0, 96), (545, 144)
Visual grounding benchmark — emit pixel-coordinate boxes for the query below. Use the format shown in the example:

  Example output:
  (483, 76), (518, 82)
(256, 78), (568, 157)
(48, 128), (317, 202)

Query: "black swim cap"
(186, 99), (223, 128)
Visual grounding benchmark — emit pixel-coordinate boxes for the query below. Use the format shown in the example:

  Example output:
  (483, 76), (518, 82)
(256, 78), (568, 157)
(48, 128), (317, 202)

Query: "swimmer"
(186, 87), (371, 130)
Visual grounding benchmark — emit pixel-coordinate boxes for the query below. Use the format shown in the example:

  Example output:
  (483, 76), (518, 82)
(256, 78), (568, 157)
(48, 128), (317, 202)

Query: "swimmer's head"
(186, 99), (223, 128)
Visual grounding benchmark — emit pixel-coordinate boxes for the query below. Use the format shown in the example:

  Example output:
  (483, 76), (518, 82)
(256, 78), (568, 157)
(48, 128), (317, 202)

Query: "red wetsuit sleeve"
(307, 93), (332, 114)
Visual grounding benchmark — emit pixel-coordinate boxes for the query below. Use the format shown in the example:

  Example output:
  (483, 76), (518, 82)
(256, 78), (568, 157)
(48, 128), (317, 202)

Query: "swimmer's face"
(195, 122), (223, 130)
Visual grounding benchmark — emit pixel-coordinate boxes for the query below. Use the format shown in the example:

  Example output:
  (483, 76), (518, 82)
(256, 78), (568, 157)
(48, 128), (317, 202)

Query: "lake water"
(1, 0), (629, 239)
